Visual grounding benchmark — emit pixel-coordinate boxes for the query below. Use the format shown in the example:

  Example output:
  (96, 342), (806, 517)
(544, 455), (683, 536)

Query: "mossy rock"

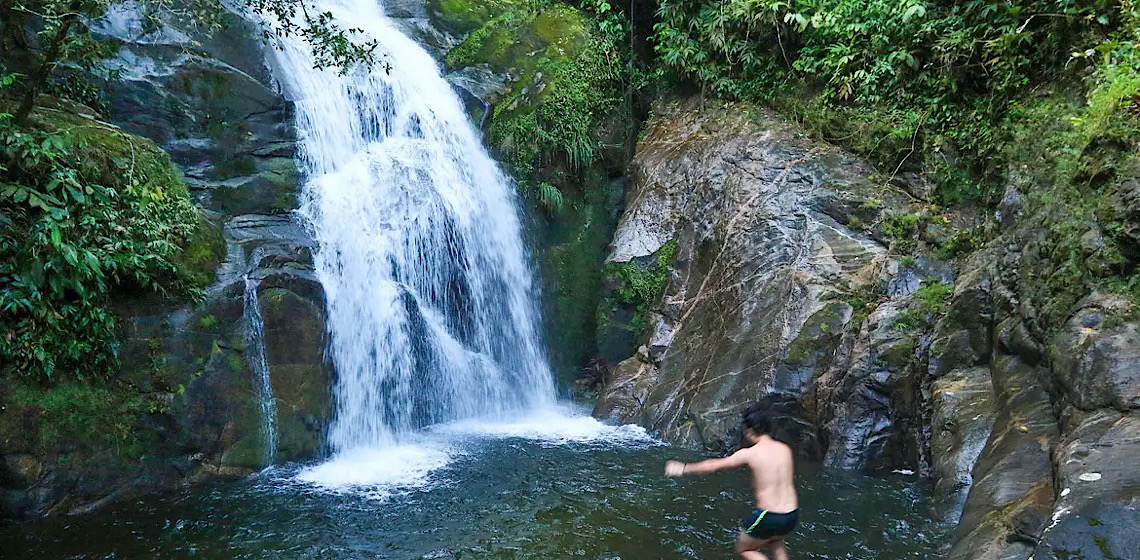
(444, 1), (621, 178)
(270, 364), (327, 460)
(208, 158), (301, 217)
(257, 287), (331, 461)
(174, 214), (225, 289)
(31, 100), (222, 291)
(427, 0), (522, 35)
(222, 432), (268, 470)
(596, 239), (678, 359)
(540, 174), (625, 381)
(4, 381), (148, 463)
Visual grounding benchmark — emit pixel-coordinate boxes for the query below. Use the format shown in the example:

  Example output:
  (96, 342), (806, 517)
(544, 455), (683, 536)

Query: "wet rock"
(774, 302), (852, 394)
(1052, 303), (1140, 412)
(1034, 409), (1140, 560)
(593, 356), (659, 426)
(594, 97), (907, 452)
(947, 355), (1059, 560)
(928, 258), (993, 378)
(646, 314), (676, 363)
(0, 455), (42, 486)
(890, 171), (934, 200)
(258, 288), (331, 460)
(931, 366), (996, 524)
(813, 300), (924, 470)
(996, 186), (1024, 227)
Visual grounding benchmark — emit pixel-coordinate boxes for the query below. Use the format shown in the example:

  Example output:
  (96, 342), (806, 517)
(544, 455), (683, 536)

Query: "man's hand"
(664, 460), (686, 477)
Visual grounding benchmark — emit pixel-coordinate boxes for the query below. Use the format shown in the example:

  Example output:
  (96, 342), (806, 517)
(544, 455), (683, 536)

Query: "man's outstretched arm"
(664, 449), (747, 477)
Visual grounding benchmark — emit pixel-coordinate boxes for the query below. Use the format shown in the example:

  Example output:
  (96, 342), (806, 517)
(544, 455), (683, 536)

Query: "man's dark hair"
(741, 406), (774, 436)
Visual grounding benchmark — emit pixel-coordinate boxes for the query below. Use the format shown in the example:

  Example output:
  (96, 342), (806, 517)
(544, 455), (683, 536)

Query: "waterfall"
(243, 276), (279, 465)
(265, 0), (556, 453)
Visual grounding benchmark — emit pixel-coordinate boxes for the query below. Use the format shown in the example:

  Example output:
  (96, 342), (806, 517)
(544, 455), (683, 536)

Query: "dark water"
(2, 430), (946, 560)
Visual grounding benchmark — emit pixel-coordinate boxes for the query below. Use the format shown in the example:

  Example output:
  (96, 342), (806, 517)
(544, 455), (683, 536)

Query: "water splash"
(264, 0), (556, 454)
(243, 276), (279, 465)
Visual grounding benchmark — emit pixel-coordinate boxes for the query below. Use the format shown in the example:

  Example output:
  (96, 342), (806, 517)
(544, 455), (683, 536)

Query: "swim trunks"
(742, 508), (799, 540)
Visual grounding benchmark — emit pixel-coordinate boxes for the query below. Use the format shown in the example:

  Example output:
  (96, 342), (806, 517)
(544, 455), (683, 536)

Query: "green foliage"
(428, 0), (522, 34)
(932, 226), (981, 260)
(607, 240), (677, 307)
(10, 380), (145, 459)
(0, 103), (205, 381)
(652, 0), (1128, 204)
(198, 314), (218, 330)
(881, 211), (921, 252)
(893, 280), (953, 331)
(241, 0), (385, 73)
(535, 181), (566, 212)
(604, 239), (677, 331)
(833, 280), (883, 325)
(994, 4), (1140, 323)
(879, 339), (918, 370)
(446, 0), (625, 202)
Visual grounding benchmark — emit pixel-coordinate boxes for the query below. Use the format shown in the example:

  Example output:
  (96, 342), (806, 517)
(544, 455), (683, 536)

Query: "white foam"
(288, 406), (660, 496)
(432, 405), (662, 447)
(294, 444), (454, 498)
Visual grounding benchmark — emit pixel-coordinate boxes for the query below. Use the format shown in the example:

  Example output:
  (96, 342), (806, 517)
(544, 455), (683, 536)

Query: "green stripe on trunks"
(747, 510), (768, 533)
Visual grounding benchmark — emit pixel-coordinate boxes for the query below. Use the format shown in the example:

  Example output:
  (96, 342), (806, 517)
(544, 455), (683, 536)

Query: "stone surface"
(1052, 298), (1140, 412)
(593, 98), (917, 462)
(259, 287), (331, 461)
(1034, 409), (1140, 560)
(812, 299), (925, 471)
(931, 366), (997, 523)
(947, 355), (1058, 560)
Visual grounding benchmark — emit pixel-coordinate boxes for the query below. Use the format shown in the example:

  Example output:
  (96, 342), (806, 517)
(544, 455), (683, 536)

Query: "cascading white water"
(243, 276), (279, 465)
(265, 0), (556, 454)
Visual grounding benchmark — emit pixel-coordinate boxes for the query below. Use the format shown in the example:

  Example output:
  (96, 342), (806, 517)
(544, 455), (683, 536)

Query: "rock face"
(595, 97), (1140, 560)
(0, 4), (331, 520)
(594, 98), (919, 462)
(101, 1), (331, 466)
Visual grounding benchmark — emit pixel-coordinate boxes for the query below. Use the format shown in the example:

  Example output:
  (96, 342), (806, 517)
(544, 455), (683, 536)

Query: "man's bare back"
(663, 410), (799, 560)
(736, 437), (798, 512)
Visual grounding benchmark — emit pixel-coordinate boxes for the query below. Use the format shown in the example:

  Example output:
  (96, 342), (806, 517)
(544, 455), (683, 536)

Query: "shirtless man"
(664, 409), (799, 560)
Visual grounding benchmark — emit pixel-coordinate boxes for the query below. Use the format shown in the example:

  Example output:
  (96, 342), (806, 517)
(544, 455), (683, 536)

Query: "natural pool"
(2, 413), (947, 560)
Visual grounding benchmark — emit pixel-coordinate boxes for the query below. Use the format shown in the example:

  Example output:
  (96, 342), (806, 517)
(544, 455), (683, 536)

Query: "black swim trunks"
(742, 508), (799, 539)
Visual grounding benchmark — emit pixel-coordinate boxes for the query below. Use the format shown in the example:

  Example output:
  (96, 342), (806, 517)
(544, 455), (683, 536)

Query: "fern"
(536, 181), (565, 212)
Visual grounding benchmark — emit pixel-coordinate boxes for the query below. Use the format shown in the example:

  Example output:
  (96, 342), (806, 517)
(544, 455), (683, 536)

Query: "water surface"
(3, 415), (945, 560)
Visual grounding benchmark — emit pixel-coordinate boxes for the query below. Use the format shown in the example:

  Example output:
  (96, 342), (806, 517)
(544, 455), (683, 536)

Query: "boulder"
(931, 366), (997, 523)
(1034, 409), (1140, 560)
(947, 355), (1058, 560)
(1052, 299), (1140, 412)
(593, 98), (914, 455)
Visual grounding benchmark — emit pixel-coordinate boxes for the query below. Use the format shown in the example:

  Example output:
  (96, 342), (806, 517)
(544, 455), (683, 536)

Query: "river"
(2, 408), (946, 559)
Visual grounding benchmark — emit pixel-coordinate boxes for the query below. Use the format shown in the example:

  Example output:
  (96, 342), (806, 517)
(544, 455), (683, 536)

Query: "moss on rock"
(597, 239), (677, 349)
(445, 1), (623, 180)
(428, 0), (521, 36)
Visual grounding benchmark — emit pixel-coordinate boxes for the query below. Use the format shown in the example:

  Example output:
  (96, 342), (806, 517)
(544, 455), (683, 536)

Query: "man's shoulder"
(752, 440), (794, 460)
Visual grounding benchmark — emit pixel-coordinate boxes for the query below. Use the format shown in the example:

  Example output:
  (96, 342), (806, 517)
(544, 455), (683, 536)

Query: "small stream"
(2, 411), (946, 560)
